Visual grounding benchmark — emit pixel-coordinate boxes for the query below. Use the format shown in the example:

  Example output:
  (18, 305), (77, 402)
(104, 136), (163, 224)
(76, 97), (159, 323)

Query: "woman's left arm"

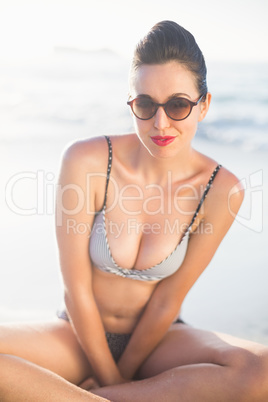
(118, 169), (244, 380)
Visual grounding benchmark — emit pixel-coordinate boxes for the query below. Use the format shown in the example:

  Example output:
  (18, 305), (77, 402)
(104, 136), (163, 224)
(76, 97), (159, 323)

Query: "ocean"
(1, 48), (268, 151)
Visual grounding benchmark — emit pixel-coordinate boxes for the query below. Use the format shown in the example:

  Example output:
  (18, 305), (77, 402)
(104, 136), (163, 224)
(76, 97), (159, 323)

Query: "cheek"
(173, 117), (199, 140)
(133, 118), (151, 136)
(185, 118), (199, 134)
(182, 107), (201, 131)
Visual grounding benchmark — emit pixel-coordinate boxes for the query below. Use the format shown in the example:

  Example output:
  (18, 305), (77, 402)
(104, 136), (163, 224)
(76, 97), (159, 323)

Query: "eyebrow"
(169, 93), (191, 100)
(136, 92), (191, 101)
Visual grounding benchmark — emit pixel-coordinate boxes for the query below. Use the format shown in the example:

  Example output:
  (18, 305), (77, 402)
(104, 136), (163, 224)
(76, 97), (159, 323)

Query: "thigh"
(0, 318), (92, 384)
(137, 323), (266, 379)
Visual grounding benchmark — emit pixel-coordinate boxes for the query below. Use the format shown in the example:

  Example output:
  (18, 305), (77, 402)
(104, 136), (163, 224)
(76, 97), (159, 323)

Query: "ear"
(198, 92), (211, 122)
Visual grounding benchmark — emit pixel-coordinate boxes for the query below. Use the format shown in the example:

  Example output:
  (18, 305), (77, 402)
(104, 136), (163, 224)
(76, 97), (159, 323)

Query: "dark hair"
(130, 20), (207, 96)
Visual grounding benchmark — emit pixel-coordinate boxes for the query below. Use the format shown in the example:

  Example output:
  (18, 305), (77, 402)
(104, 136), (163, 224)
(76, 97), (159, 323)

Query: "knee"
(249, 347), (268, 401)
(224, 346), (268, 401)
(0, 324), (11, 354)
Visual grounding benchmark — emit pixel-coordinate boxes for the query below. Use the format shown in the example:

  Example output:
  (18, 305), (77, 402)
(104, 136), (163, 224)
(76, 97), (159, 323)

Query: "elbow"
(63, 286), (96, 318)
(64, 291), (70, 308)
(64, 291), (74, 316)
(63, 288), (80, 314)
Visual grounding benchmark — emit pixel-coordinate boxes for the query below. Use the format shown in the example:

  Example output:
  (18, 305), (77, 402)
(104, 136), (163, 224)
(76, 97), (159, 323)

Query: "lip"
(150, 136), (176, 147)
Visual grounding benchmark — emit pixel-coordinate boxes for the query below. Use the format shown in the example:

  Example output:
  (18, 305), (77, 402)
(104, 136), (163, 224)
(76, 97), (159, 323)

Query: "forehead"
(130, 61), (198, 99)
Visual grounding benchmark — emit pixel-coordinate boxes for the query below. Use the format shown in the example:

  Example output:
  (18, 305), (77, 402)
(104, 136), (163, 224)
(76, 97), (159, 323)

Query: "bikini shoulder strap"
(102, 135), (113, 210)
(188, 164), (222, 231)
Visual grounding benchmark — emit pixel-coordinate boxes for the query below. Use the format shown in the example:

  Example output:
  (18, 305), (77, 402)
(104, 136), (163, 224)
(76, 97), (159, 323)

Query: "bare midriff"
(92, 265), (158, 334)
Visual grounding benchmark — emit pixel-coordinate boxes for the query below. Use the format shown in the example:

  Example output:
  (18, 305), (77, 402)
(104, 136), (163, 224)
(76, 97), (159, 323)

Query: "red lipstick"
(151, 136), (176, 147)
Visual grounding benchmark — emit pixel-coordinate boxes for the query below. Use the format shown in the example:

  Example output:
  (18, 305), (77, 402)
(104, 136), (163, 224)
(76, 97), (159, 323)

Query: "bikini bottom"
(57, 310), (185, 362)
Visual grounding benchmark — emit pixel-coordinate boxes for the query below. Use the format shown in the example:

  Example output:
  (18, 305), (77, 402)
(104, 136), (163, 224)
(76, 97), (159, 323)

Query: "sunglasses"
(127, 94), (205, 121)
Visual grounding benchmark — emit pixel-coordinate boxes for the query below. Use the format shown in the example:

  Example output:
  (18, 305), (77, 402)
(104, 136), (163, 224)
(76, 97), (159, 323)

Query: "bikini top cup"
(89, 136), (222, 282)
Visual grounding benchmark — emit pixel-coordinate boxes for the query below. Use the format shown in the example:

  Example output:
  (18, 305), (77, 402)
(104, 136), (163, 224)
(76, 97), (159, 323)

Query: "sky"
(0, 0), (268, 63)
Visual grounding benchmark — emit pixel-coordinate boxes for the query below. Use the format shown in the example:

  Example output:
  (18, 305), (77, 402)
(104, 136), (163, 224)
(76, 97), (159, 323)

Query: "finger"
(79, 377), (97, 390)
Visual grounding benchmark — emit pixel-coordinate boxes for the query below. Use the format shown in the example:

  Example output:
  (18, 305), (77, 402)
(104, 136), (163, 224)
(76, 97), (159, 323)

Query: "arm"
(118, 168), (244, 379)
(56, 138), (124, 386)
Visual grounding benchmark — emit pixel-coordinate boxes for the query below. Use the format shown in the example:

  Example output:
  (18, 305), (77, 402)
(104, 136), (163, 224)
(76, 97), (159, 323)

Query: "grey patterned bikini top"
(89, 136), (221, 282)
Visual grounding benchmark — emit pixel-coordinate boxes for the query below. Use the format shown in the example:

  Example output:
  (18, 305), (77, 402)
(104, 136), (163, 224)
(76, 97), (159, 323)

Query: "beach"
(0, 49), (267, 345)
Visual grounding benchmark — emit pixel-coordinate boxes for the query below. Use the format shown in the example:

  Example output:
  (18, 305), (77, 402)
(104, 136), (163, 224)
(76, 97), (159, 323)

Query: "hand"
(79, 373), (130, 391)
(79, 376), (100, 391)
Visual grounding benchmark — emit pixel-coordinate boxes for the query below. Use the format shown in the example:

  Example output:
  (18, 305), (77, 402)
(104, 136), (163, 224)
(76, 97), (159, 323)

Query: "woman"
(1, 20), (268, 401)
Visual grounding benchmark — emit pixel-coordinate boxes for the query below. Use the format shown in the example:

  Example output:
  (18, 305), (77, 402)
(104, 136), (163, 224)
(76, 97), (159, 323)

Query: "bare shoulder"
(216, 165), (245, 214)
(213, 163), (244, 198)
(198, 150), (243, 194)
(195, 152), (245, 217)
(61, 133), (136, 171)
(60, 136), (109, 174)
(202, 161), (245, 220)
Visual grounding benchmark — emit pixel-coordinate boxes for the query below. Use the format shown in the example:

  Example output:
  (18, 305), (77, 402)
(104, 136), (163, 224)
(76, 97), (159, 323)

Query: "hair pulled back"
(131, 20), (208, 96)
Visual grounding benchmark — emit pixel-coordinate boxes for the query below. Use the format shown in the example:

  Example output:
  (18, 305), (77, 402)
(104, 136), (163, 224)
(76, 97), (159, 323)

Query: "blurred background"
(0, 0), (267, 344)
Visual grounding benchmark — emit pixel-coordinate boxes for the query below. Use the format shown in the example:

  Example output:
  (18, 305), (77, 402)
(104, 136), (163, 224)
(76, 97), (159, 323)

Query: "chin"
(146, 145), (179, 160)
(137, 134), (182, 160)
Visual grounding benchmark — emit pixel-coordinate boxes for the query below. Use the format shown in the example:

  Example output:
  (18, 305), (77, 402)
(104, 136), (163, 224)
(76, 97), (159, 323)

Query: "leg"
(93, 324), (268, 402)
(138, 323), (268, 379)
(0, 354), (109, 401)
(0, 318), (92, 384)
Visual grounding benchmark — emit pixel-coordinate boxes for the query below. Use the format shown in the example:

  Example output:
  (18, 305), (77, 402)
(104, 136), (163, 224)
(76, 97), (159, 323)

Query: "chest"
(102, 181), (203, 270)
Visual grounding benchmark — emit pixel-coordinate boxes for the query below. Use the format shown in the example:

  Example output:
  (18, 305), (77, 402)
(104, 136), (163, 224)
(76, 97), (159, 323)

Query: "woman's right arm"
(55, 139), (124, 386)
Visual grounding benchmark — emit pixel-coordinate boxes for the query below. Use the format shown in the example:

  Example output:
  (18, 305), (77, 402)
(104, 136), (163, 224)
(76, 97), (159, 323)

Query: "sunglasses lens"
(132, 98), (155, 119)
(166, 98), (191, 120)
(130, 97), (193, 120)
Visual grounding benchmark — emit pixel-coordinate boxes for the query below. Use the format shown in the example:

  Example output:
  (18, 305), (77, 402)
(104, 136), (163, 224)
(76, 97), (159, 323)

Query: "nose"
(153, 106), (171, 130)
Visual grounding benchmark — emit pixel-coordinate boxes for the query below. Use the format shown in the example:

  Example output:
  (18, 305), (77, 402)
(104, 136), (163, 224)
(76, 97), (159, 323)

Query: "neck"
(134, 141), (197, 185)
